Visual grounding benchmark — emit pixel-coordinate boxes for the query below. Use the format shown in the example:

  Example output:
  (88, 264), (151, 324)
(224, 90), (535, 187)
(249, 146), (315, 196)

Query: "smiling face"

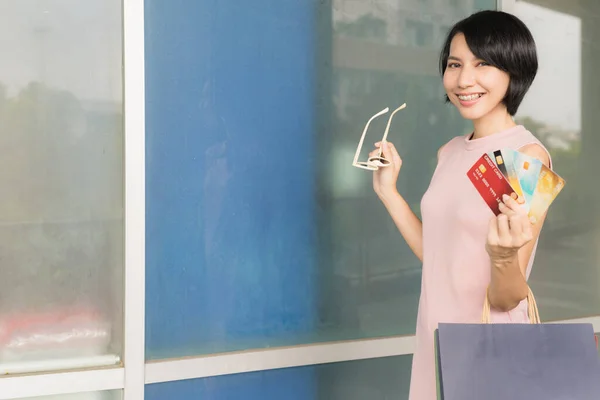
(443, 33), (511, 123)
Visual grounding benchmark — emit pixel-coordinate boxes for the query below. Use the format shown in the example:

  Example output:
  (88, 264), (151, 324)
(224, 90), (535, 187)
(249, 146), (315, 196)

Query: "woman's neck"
(471, 106), (516, 139)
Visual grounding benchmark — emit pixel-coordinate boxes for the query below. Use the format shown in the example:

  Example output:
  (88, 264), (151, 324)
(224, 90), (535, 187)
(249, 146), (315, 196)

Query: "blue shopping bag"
(434, 288), (600, 400)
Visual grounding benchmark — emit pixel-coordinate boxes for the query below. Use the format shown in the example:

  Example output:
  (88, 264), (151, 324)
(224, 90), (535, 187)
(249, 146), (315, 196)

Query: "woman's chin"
(456, 107), (486, 121)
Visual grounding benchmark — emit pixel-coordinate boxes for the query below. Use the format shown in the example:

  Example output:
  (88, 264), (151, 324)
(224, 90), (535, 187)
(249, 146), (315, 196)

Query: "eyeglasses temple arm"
(352, 107), (389, 165)
(381, 103), (406, 143)
(376, 103), (406, 158)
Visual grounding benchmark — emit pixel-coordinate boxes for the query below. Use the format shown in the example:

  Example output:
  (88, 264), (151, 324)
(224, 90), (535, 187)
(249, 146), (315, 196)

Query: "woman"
(369, 11), (551, 400)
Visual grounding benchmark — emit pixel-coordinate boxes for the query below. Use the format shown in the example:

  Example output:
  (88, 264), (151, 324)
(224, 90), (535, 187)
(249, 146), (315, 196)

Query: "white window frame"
(122, 0), (146, 397)
(498, 0), (516, 13)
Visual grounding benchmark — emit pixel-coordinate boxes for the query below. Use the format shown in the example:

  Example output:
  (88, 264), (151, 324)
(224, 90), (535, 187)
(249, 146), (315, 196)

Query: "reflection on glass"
(146, 355), (412, 400)
(145, 0), (495, 360)
(0, 1), (123, 372)
(514, 0), (600, 320)
(324, 0), (494, 340)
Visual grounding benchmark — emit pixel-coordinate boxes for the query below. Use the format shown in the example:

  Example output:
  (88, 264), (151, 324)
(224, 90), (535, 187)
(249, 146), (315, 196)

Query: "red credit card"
(467, 153), (518, 215)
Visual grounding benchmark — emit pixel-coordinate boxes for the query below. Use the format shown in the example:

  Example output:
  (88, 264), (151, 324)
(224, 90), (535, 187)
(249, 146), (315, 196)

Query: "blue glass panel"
(145, 0), (317, 358)
(145, 355), (412, 400)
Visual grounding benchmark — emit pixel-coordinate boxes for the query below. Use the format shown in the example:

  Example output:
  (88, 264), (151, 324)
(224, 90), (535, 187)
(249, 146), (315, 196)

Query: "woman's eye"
(478, 61), (490, 67)
(447, 63), (460, 68)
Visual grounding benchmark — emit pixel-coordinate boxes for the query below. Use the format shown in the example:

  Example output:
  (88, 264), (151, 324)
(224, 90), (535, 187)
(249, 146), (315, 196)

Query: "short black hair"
(439, 10), (538, 116)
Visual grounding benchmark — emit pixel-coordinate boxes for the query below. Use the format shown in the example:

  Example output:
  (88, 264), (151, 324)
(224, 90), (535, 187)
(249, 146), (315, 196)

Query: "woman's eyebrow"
(447, 56), (461, 62)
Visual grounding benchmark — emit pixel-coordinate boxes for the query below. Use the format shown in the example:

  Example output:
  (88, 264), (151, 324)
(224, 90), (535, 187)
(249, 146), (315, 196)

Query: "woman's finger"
(509, 214), (523, 239)
(498, 201), (516, 217)
(522, 215), (533, 242)
(386, 141), (402, 166)
(497, 214), (510, 242)
(502, 194), (526, 215)
(487, 217), (499, 245)
(379, 141), (391, 160)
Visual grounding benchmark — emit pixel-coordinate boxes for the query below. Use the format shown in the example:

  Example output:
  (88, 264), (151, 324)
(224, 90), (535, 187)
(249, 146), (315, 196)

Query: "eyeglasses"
(352, 103), (406, 171)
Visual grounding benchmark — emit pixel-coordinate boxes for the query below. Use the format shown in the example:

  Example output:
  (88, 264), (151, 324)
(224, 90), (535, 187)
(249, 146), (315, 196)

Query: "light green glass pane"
(322, 0), (496, 339)
(514, 0), (600, 321)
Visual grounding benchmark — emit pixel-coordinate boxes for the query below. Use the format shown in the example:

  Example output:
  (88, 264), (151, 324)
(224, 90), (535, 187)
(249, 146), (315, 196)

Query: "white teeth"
(458, 94), (483, 101)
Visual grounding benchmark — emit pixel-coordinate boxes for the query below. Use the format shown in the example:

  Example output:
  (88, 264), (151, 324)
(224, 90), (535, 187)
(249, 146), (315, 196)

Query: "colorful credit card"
(528, 164), (565, 224)
(467, 153), (519, 215)
(487, 149), (527, 210)
(513, 151), (543, 206)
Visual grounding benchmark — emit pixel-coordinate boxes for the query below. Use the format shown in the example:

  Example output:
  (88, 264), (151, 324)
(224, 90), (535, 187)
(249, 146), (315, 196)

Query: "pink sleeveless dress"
(408, 125), (551, 400)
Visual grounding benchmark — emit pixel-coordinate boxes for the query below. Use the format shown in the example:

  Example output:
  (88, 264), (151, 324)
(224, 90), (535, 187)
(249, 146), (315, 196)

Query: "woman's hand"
(370, 141), (402, 199)
(486, 194), (533, 264)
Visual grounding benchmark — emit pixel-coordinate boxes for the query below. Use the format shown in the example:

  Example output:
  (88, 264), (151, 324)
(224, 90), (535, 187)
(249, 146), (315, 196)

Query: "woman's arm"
(378, 189), (424, 262)
(370, 141), (447, 263)
(486, 144), (551, 311)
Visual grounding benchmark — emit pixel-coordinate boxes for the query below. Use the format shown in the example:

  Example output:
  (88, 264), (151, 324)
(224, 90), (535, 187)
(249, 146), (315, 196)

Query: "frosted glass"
(0, 0), (123, 372)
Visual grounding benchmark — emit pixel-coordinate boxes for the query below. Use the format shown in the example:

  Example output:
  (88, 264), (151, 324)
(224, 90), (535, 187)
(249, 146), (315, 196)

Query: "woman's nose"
(458, 67), (475, 89)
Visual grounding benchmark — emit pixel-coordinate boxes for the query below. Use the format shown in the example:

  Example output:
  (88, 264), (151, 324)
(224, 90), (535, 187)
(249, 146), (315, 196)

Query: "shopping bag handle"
(481, 286), (541, 324)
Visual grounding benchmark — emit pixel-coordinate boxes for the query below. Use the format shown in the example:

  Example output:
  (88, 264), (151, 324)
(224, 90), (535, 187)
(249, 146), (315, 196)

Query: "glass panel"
(145, 0), (495, 359)
(145, 355), (412, 400)
(513, 0), (600, 320)
(27, 391), (121, 400)
(0, 1), (123, 372)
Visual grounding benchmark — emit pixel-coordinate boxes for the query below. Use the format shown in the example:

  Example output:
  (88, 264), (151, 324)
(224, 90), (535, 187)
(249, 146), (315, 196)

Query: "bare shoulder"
(519, 143), (550, 168)
(437, 143), (447, 160)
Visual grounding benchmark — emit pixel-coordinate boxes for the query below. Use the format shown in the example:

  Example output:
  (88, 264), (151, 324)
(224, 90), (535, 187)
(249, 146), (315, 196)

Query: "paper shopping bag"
(434, 288), (600, 400)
